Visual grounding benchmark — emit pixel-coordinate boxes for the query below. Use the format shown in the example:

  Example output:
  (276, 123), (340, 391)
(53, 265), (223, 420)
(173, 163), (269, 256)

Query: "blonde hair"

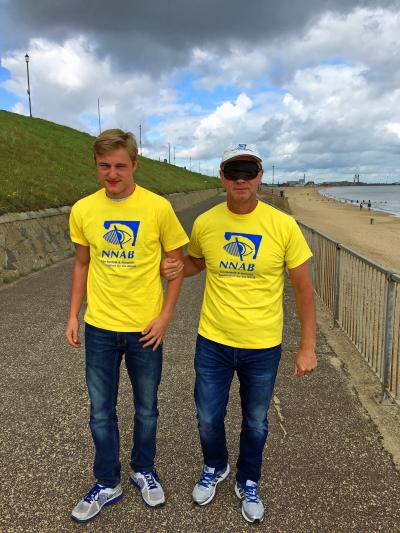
(93, 129), (138, 162)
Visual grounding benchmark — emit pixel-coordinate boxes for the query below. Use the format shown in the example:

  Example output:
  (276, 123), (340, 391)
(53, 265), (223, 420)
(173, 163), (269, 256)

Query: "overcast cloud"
(1, 0), (400, 182)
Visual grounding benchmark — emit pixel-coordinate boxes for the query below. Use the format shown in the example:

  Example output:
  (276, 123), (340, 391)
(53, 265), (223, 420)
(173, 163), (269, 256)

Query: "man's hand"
(294, 347), (317, 377)
(160, 257), (183, 281)
(65, 316), (81, 348)
(140, 313), (171, 351)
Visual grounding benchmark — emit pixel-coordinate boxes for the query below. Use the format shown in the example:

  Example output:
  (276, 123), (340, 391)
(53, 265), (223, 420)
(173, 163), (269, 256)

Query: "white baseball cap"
(220, 143), (262, 168)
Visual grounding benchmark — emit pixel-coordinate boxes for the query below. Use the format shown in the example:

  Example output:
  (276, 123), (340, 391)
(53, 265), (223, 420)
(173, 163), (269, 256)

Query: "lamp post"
(25, 53), (32, 117)
(97, 97), (101, 134)
(139, 124), (142, 156)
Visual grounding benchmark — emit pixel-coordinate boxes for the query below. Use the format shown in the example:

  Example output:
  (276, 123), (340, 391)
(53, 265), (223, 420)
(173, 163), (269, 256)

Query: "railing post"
(333, 243), (341, 328)
(310, 229), (316, 288)
(378, 273), (396, 404)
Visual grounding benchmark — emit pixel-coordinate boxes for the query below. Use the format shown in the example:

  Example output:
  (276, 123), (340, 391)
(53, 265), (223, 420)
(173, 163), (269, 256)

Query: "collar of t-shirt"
(106, 191), (135, 203)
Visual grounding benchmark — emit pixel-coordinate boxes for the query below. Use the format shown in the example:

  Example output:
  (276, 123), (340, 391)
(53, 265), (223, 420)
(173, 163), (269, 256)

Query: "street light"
(97, 97), (101, 134)
(25, 53), (32, 117)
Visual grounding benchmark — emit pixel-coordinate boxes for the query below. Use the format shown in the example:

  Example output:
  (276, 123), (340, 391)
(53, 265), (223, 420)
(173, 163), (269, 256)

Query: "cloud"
(1, 36), (176, 139)
(386, 122), (400, 138)
(181, 93), (254, 158)
(2, 0), (394, 75)
(1, 3), (400, 181)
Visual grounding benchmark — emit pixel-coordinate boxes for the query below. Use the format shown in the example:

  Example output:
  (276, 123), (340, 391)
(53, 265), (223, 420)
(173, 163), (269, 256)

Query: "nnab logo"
(220, 232), (262, 273)
(103, 220), (140, 248)
(102, 220), (140, 260)
(223, 232), (262, 260)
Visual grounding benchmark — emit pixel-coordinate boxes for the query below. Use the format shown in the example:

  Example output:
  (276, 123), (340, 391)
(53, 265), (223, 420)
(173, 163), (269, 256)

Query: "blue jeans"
(194, 334), (281, 484)
(85, 323), (162, 487)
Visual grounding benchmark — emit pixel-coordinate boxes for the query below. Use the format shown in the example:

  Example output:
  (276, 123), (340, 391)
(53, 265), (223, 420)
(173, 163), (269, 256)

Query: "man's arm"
(288, 260), (317, 377)
(161, 254), (205, 279)
(140, 247), (186, 350)
(65, 244), (90, 348)
(183, 255), (205, 277)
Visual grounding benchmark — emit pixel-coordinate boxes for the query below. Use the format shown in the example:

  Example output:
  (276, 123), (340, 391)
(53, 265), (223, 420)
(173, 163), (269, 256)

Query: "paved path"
(1, 197), (400, 532)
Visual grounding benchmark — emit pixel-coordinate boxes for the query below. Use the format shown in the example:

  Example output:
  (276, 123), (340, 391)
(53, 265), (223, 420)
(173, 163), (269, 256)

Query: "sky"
(1, 0), (400, 183)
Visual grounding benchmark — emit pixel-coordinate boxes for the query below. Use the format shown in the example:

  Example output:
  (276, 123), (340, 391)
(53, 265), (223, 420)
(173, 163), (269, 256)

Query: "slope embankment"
(0, 110), (220, 215)
(0, 111), (222, 283)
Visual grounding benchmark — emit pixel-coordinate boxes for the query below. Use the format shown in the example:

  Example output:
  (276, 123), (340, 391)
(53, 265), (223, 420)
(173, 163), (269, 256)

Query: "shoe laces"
(142, 470), (159, 490)
(83, 483), (105, 503)
(243, 484), (260, 504)
(198, 469), (216, 488)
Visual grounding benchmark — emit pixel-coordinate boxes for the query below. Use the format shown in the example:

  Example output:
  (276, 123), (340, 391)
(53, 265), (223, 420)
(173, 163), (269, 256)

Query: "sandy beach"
(284, 186), (400, 273)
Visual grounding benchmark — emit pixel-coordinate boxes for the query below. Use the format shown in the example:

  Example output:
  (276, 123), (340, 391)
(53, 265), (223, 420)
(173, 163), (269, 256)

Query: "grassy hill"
(0, 110), (221, 215)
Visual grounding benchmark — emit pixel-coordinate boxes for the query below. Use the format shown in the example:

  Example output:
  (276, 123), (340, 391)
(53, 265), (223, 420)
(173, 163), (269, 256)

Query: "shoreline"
(319, 188), (400, 218)
(283, 185), (400, 273)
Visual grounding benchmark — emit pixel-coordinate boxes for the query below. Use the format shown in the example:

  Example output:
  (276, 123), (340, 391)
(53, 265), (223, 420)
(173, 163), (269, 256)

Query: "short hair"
(93, 129), (138, 162)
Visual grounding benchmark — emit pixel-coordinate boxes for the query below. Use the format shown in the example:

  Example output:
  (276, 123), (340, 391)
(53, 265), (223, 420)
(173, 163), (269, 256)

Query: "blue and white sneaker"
(130, 469), (165, 508)
(71, 482), (123, 523)
(235, 480), (265, 523)
(192, 464), (230, 505)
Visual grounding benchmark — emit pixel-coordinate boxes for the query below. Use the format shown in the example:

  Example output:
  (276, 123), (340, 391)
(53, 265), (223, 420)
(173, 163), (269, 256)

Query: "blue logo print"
(223, 232), (262, 260)
(103, 220), (140, 249)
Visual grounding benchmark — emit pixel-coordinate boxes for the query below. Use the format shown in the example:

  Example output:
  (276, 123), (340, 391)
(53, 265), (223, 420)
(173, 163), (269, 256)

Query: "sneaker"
(130, 469), (165, 508)
(235, 480), (264, 523)
(192, 464), (230, 505)
(71, 482), (123, 523)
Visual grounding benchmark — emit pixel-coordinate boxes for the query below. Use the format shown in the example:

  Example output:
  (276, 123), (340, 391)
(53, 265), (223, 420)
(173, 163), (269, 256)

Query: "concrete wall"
(0, 188), (221, 284)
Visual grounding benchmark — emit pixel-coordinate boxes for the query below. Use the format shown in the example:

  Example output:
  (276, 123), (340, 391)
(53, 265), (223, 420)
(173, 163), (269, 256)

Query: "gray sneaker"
(130, 469), (165, 508)
(192, 464), (230, 505)
(235, 480), (265, 523)
(71, 482), (123, 523)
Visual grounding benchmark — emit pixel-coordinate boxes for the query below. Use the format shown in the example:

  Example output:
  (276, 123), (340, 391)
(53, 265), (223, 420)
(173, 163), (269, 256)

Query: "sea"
(319, 185), (400, 217)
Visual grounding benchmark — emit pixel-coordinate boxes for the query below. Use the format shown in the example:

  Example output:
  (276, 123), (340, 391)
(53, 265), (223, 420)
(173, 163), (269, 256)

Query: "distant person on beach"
(161, 143), (317, 523)
(65, 129), (188, 523)
(360, 202), (363, 210)
(368, 200), (371, 210)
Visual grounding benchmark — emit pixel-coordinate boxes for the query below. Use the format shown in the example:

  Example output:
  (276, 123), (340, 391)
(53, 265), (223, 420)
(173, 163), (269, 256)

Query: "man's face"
(95, 147), (137, 199)
(220, 156), (263, 204)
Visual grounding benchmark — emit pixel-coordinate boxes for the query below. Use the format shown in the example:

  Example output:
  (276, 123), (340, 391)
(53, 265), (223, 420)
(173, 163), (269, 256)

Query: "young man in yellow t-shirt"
(65, 129), (189, 523)
(163, 143), (317, 524)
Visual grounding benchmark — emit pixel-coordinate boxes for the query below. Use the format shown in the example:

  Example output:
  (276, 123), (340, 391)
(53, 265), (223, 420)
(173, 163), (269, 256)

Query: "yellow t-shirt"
(188, 201), (312, 348)
(69, 185), (189, 332)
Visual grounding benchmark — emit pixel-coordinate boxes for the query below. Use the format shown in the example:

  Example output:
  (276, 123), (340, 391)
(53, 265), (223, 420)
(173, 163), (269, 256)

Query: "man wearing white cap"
(162, 143), (316, 523)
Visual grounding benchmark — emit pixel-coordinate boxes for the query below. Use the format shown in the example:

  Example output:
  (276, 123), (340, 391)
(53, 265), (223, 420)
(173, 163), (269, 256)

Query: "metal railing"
(299, 222), (400, 403)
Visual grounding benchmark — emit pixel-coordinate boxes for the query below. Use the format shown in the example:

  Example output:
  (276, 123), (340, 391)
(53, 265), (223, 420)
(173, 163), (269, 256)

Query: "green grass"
(0, 110), (221, 215)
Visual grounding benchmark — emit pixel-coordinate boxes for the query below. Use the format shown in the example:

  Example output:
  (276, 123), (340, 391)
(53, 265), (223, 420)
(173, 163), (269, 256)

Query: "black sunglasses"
(222, 160), (261, 181)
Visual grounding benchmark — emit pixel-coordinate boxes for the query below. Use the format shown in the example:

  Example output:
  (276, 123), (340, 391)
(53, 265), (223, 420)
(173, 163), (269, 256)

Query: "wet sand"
(284, 186), (400, 273)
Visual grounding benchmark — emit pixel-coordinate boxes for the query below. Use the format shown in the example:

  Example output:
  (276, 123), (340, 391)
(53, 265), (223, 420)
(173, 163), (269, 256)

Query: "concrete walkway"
(1, 197), (400, 532)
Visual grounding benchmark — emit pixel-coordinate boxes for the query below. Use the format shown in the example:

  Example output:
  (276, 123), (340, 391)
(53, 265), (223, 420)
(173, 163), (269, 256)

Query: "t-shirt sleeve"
(285, 218), (313, 269)
(69, 203), (89, 246)
(159, 202), (189, 251)
(188, 217), (204, 258)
